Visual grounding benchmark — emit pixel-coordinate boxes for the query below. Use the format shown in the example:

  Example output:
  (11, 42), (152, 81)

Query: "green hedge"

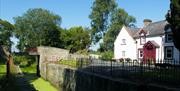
(13, 54), (36, 67)
(100, 51), (113, 61)
(0, 56), (6, 64)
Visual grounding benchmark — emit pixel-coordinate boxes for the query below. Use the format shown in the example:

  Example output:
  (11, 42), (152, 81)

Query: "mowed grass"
(31, 78), (58, 91)
(0, 65), (6, 73)
(132, 68), (180, 79)
(59, 60), (77, 67)
(0, 65), (6, 78)
(21, 64), (37, 74)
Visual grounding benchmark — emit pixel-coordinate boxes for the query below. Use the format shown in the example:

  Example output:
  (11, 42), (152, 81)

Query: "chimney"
(143, 19), (152, 27)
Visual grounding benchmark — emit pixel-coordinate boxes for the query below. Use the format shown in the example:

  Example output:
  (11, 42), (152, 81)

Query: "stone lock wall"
(40, 63), (76, 90)
(37, 46), (69, 75)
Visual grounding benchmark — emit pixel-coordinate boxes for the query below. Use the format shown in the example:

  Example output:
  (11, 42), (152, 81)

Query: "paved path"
(15, 74), (37, 91)
(12, 65), (36, 91)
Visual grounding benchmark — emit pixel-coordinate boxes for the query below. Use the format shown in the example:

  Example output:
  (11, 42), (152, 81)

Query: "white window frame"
(164, 46), (173, 59)
(121, 39), (126, 45)
(140, 36), (146, 45)
(165, 33), (173, 43)
(122, 51), (125, 57)
(138, 49), (143, 58)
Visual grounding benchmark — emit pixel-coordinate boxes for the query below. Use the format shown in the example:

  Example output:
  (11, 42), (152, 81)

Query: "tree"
(89, 0), (117, 43)
(63, 27), (91, 53)
(166, 0), (180, 51)
(44, 27), (62, 48)
(0, 19), (14, 51)
(14, 8), (61, 51)
(102, 8), (136, 51)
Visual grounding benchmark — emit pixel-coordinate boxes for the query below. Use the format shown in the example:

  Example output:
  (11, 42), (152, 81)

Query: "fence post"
(122, 60), (124, 69)
(110, 59), (112, 77)
(80, 58), (83, 68)
(36, 55), (40, 77)
(140, 60), (143, 77)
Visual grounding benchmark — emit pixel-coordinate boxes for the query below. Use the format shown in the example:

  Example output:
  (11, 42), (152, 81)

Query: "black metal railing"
(73, 58), (180, 87)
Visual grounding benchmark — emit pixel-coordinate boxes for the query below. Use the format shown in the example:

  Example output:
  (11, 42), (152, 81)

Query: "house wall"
(163, 28), (180, 63)
(114, 25), (180, 63)
(135, 36), (164, 62)
(114, 26), (136, 60)
(163, 39), (180, 63)
(173, 47), (180, 63)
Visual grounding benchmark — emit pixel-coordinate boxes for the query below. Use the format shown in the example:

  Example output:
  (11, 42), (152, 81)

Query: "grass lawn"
(132, 68), (180, 79)
(21, 64), (37, 74)
(0, 65), (6, 73)
(0, 65), (21, 91)
(130, 68), (180, 87)
(0, 65), (6, 78)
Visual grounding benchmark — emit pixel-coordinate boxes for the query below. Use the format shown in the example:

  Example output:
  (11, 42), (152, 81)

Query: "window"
(164, 46), (173, 59)
(140, 36), (146, 45)
(122, 51), (125, 57)
(121, 39), (126, 45)
(165, 33), (173, 42)
(139, 31), (146, 45)
(138, 49), (143, 58)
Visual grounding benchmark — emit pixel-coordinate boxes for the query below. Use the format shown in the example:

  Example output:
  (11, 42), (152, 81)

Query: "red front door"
(143, 42), (156, 64)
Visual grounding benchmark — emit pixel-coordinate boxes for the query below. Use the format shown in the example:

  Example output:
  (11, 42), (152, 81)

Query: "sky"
(0, 0), (170, 51)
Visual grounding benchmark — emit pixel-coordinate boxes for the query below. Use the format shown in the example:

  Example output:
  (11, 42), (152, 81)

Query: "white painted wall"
(173, 47), (180, 62)
(135, 36), (164, 61)
(164, 39), (180, 63)
(114, 26), (136, 60)
(114, 26), (180, 64)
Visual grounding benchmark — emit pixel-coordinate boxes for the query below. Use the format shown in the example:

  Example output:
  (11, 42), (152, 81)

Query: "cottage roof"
(143, 41), (160, 50)
(126, 20), (168, 38)
(124, 26), (140, 37)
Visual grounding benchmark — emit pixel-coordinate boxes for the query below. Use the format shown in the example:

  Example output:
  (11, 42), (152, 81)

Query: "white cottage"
(114, 19), (180, 64)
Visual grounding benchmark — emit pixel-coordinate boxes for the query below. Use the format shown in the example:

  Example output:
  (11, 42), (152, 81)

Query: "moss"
(31, 78), (58, 91)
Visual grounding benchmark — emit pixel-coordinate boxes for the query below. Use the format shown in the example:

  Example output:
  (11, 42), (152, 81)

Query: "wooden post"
(6, 55), (11, 78)
(36, 55), (40, 77)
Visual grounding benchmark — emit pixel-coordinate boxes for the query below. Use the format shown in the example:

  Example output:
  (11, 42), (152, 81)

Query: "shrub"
(76, 49), (89, 55)
(147, 58), (154, 65)
(125, 58), (131, 63)
(0, 56), (6, 64)
(100, 51), (113, 61)
(119, 58), (124, 62)
(133, 59), (138, 63)
(13, 54), (36, 67)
